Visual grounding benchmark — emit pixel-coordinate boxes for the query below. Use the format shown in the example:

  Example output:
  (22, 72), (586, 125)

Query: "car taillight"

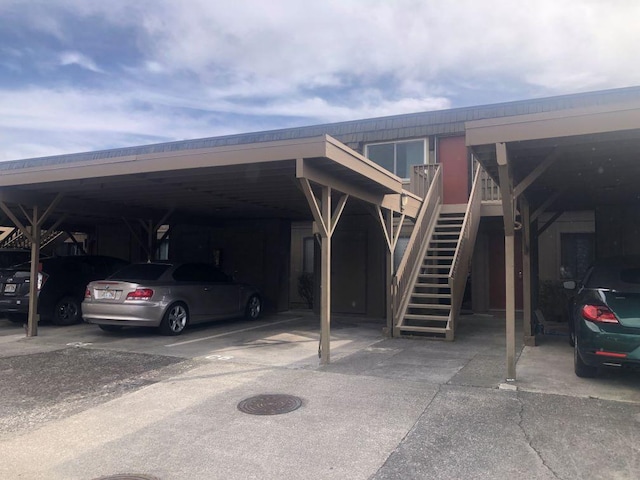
(85, 288), (91, 299)
(126, 288), (154, 300)
(581, 304), (619, 324)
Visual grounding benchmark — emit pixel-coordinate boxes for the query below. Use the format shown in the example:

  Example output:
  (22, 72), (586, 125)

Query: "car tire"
(244, 295), (261, 320)
(5, 313), (27, 324)
(568, 327), (575, 347)
(574, 337), (597, 378)
(98, 325), (123, 333)
(51, 296), (82, 326)
(159, 302), (189, 336)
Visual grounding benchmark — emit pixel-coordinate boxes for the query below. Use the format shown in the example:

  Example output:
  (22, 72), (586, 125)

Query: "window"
(560, 233), (595, 280)
(365, 139), (428, 178)
(303, 237), (315, 273)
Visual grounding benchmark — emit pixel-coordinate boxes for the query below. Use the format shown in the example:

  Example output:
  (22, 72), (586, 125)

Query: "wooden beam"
(505, 234), (516, 380)
(496, 143), (515, 235)
(513, 149), (562, 198)
(296, 158), (385, 207)
(531, 189), (564, 222)
(537, 210), (564, 236)
(26, 207), (41, 337)
(0, 201), (33, 243)
(521, 198), (535, 343)
(319, 186), (331, 365)
(299, 178), (328, 237)
(329, 194), (348, 237)
(36, 192), (63, 228)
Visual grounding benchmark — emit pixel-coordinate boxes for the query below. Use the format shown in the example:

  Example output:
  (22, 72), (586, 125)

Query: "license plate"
(102, 290), (116, 300)
(4, 284), (16, 293)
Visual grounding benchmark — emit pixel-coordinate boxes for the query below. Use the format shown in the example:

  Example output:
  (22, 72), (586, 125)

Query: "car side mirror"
(563, 280), (576, 290)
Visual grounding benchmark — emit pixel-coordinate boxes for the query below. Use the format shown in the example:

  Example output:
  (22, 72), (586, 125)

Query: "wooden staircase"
(400, 209), (464, 339)
(0, 228), (65, 250)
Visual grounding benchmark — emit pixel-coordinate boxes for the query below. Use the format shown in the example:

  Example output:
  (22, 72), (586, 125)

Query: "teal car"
(565, 259), (640, 377)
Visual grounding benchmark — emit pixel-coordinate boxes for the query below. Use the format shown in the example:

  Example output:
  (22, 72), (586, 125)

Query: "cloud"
(59, 51), (104, 73)
(1, 0), (640, 160)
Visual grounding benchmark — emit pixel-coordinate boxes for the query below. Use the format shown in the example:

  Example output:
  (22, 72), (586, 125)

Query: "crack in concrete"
(515, 393), (559, 478)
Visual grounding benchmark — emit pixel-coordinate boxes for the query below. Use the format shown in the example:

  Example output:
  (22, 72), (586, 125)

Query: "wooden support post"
(497, 142), (517, 381)
(521, 199), (535, 346)
(320, 186), (331, 364)
(27, 209), (41, 337)
(505, 233), (516, 380)
(385, 210), (394, 335)
(297, 161), (349, 365)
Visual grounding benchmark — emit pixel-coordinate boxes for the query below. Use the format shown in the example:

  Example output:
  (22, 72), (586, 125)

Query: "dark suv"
(0, 255), (128, 326)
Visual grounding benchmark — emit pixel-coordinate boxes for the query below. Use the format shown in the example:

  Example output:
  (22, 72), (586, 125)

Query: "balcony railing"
(407, 164), (440, 199)
(474, 159), (501, 202)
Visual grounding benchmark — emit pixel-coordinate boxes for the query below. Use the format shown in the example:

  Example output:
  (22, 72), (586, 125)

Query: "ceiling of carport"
(0, 136), (403, 229)
(467, 103), (640, 213)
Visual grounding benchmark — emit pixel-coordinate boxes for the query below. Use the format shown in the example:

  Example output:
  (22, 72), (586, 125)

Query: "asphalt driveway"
(1, 313), (639, 479)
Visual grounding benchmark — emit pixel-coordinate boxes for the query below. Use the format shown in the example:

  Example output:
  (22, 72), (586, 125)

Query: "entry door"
(331, 229), (367, 314)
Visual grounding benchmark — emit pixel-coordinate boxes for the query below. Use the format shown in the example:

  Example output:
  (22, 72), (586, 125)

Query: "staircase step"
(428, 248), (456, 252)
(399, 326), (449, 334)
(404, 314), (449, 320)
(423, 256), (453, 261)
(414, 283), (450, 289)
(411, 293), (452, 299)
(409, 302), (451, 308)
(418, 273), (448, 278)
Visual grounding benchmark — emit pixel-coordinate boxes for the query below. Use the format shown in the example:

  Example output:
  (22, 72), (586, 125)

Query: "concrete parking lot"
(1, 313), (639, 479)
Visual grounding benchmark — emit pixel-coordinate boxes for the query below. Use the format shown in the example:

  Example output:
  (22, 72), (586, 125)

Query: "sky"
(1, 0), (639, 162)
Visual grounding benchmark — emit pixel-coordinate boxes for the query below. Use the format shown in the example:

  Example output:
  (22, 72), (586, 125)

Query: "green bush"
(298, 273), (314, 309)
(538, 280), (572, 322)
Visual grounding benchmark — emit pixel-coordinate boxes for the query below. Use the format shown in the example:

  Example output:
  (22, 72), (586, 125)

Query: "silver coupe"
(83, 262), (261, 335)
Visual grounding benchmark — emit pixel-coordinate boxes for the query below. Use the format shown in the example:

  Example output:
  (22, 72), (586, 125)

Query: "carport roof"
(0, 135), (405, 228)
(466, 100), (640, 211)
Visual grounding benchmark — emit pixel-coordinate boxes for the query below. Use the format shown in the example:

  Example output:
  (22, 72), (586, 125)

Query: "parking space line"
(164, 316), (305, 347)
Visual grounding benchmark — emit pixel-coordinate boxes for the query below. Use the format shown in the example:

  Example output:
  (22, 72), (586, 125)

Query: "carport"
(466, 100), (640, 380)
(0, 134), (421, 363)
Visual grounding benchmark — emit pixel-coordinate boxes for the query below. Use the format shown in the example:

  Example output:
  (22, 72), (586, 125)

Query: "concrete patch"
(516, 336), (640, 404)
(0, 362), (438, 480)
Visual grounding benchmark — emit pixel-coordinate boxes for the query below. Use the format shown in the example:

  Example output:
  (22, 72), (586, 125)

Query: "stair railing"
(392, 164), (442, 334)
(447, 162), (483, 339)
(408, 164), (439, 198)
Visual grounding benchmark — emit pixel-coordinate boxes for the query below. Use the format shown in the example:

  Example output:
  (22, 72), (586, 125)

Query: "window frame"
(364, 138), (430, 179)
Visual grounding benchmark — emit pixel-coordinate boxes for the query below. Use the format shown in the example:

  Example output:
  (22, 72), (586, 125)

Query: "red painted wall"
(438, 136), (469, 204)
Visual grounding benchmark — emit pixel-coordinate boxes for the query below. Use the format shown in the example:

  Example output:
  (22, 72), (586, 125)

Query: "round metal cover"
(237, 394), (302, 415)
(92, 475), (161, 480)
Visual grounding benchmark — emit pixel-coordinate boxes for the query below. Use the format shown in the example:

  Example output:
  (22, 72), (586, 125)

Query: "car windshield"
(109, 263), (171, 281)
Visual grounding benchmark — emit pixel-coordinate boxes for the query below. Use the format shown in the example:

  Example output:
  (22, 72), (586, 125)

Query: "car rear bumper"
(577, 319), (640, 368)
(82, 302), (165, 327)
(0, 297), (30, 314)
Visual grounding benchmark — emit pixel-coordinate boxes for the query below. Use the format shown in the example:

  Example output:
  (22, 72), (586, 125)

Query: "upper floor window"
(365, 139), (429, 179)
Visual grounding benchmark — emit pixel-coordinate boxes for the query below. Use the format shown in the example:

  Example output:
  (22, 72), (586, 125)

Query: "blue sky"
(1, 0), (639, 161)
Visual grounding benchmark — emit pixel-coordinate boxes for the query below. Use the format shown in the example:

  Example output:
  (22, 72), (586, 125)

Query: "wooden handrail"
(447, 162), (483, 336)
(393, 164), (442, 329)
(474, 158), (501, 201)
(408, 164), (439, 199)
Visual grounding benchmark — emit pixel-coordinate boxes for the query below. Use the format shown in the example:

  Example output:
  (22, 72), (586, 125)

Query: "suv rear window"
(109, 264), (171, 281)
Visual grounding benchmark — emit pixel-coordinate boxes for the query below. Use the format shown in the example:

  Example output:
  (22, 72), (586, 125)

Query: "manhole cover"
(92, 475), (161, 480)
(237, 394), (302, 415)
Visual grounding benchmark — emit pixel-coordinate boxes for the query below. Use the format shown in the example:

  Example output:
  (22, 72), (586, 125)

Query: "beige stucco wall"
(289, 214), (386, 318)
